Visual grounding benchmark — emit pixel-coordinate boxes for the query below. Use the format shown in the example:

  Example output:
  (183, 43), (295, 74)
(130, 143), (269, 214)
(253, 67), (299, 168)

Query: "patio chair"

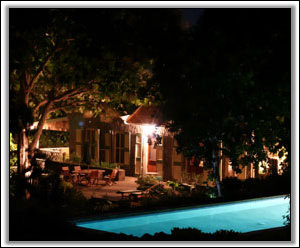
(103, 169), (118, 186)
(129, 183), (165, 201)
(86, 170), (100, 186)
(73, 166), (81, 173)
(61, 166), (73, 183)
(71, 166), (82, 184)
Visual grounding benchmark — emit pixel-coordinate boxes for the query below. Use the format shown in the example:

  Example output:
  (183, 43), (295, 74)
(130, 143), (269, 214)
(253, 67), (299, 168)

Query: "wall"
(39, 147), (70, 161)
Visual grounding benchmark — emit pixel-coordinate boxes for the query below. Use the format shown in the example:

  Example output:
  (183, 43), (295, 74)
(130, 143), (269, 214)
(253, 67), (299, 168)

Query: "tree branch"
(28, 48), (60, 93)
(33, 99), (49, 115)
(52, 80), (94, 103)
(52, 87), (87, 103)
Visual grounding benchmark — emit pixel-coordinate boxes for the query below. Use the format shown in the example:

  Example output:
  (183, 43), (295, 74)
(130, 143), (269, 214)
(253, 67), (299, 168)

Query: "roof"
(126, 105), (164, 125)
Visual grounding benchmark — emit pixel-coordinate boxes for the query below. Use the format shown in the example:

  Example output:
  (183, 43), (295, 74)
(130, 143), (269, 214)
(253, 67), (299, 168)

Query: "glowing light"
(121, 115), (130, 124)
(141, 125), (156, 136)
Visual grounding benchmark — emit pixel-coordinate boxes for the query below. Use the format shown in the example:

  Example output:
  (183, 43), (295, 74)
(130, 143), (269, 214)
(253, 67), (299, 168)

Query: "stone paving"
(74, 176), (140, 201)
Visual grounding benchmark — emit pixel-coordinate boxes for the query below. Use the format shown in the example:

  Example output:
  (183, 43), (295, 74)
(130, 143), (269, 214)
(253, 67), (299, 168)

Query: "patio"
(74, 176), (140, 201)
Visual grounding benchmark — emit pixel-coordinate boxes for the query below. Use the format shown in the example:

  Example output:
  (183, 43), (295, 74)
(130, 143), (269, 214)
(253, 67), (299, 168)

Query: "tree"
(9, 9), (184, 173)
(156, 9), (291, 197)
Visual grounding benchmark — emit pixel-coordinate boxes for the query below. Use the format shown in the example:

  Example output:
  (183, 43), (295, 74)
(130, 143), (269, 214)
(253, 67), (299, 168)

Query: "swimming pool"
(75, 195), (289, 237)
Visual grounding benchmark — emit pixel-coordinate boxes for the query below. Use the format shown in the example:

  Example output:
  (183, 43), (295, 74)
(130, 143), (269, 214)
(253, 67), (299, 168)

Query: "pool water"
(75, 195), (289, 237)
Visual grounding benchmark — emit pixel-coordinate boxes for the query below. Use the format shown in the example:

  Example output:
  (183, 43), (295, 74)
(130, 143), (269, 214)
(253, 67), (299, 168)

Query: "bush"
(221, 177), (243, 199)
(181, 171), (204, 185)
(100, 161), (119, 169)
(28, 130), (69, 148)
(10, 133), (18, 169)
(140, 227), (243, 241)
(221, 174), (291, 201)
(135, 175), (159, 190)
(69, 153), (81, 164)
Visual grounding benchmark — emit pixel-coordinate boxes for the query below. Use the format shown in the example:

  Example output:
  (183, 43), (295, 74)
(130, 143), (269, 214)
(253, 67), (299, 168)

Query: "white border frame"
(1, 1), (299, 247)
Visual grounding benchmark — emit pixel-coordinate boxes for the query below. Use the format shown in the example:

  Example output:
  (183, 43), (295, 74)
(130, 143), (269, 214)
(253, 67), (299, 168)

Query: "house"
(37, 106), (286, 182)
(68, 105), (182, 180)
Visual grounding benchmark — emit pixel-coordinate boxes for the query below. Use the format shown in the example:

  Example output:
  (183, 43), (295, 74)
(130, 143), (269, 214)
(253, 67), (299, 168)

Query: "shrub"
(69, 153), (81, 164)
(135, 175), (159, 190)
(221, 177), (243, 199)
(28, 130), (69, 148)
(100, 161), (119, 169)
(10, 133), (18, 170)
(182, 171), (204, 185)
(140, 227), (243, 241)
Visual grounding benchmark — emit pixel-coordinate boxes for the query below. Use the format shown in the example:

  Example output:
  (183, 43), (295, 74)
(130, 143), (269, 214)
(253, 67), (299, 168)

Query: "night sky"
(181, 8), (205, 27)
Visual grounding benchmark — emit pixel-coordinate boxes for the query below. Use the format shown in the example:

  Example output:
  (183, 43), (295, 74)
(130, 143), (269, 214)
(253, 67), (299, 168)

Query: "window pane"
(116, 133), (120, 147)
(105, 133), (111, 146)
(100, 150), (105, 162)
(116, 149), (119, 163)
(91, 131), (95, 144)
(91, 145), (95, 159)
(100, 132), (105, 147)
(121, 134), (125, 147)
(121, 149), (124, 163)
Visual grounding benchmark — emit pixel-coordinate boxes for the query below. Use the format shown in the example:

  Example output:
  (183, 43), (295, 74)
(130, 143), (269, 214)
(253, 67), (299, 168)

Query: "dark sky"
(181, 9), (205, 27)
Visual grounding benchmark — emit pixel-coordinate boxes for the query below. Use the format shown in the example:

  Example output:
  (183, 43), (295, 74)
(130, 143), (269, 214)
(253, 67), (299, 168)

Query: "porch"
(74, 176), (140, 201)
(74, 176), (170, 202)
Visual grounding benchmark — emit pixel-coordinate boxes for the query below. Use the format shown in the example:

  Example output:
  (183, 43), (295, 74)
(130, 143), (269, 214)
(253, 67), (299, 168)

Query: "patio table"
(116, 190), (143, 199)
(74, 169), (105, 185)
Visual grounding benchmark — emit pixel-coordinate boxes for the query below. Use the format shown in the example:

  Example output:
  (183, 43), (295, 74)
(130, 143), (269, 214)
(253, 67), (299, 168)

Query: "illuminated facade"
(42, 106), (286, 182)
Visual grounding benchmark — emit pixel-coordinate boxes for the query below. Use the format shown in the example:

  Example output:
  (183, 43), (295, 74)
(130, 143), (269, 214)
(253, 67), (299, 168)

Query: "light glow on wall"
(121, 115), (130, 124)
(258, 161), (268, 174)
(141, 125), (156, 136)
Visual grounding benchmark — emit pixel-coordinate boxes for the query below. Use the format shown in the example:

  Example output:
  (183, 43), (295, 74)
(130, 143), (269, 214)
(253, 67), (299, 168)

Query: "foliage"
(28, 130), (69, 148)
(100, 161), (119, 169)
(68, 153), (81, 164)
(135, 175), (159, 190)
(166, 180), (182, 191)
(10, 133), (18, 168)
(181, 171), (204, 185)
(156, 9), (291, 197)
(102, 161), (115, 169)
(221, 174), (290, 201)
(9, 9), (183, 171)
(220, 177), (243, 199)
(88, 197), (118, 214)
(140, 228), (244, 241)
(60, 179), (73, 193)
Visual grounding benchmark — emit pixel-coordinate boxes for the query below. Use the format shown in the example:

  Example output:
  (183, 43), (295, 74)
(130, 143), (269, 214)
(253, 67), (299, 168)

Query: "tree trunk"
(212, 149), (222, 198)
(29, 103), (52, 155)
(18, 128), (29, 173)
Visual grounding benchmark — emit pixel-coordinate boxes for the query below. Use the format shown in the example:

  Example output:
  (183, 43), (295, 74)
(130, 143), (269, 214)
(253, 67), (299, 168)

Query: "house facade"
(68, 106), (184, 180)
(37, 106), (285, 183)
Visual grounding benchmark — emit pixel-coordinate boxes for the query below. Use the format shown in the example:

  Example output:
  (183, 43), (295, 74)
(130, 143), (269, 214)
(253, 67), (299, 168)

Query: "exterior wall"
(162, 136), (173, 181)
(129, 133), (136, 176)
(172, 139), (184, 181)
(68, 112), (284, 182)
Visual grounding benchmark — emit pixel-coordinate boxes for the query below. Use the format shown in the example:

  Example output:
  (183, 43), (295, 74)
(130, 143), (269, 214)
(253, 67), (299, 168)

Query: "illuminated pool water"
(75, 195), (289, 237)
